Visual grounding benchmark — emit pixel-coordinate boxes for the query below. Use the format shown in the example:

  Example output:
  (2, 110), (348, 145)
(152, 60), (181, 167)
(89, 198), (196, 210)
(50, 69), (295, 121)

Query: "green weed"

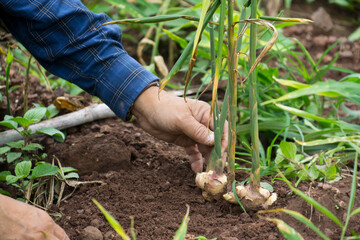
(0, 106), (79, 209)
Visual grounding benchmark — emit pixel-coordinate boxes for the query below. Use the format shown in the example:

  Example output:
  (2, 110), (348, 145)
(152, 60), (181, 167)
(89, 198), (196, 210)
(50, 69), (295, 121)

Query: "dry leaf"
(53, 96), (83, 111)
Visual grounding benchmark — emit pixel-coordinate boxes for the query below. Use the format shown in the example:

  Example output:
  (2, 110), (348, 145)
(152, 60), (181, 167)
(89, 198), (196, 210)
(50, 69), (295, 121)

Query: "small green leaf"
(15, 161), (32, 179)
(259, 209), (330, 240)
(260, 182), (274, 192)
(173, 204), (190, 240)
(22, 143), (44, 151)
(280, 141), (297, 160)
(61, 167), (78, 173)
(64, 172), (79, 179)
(308, 165), (319, 180)
(7, 152), (22, 163)
(275, 148), (286, 165)
(0, 171), (11, 181)
(326, 165), (339, 180)
(351, 207), (360, 217)
(0, 120), (18, 130)
(6, 47), (13, 65)
(46, 104), (60, 119)
(70, 84), (84, 96)
(6, 175), (20, 185)
(24, 107), (47, 123)
(6, 140), (25, 149)
(31, 163), (59, 179)
(0, 189), (10, 196)
(268, 218), (304, 240)
(0, 146), (11, 155)
(92, 198), (131, 240)
(285, 178), (344, 228)
(36, 127), (65, 141)
(12, 117), (33, 129)
(349, 26), (360, 42)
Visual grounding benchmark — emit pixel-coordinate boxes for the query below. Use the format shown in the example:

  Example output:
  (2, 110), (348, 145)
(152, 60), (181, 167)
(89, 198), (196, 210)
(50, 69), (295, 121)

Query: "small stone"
(311, 7), (334, 33)
(313, 35), (328, 47)
(322, 183), (332, 190)
(268, 233), (278, 240)
(339, 201), (346, 208)
(77, 209), (84, 214)
(90, 218), (103, 228)
(324, 228), (333, 236)
(104, 230), (117, 239)
(328, 36), (338, 44)
(323, 55), (333, 64)
(144, 194), (155, 201)
(340, 50), (353, 58)
(100, 125), (112, 134)
(81, 226), (103, 240)
(90, 124), (101, 131)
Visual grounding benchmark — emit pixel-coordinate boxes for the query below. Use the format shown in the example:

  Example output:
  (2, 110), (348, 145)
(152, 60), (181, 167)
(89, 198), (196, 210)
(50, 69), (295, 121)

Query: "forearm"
(0, 0), (158, 119)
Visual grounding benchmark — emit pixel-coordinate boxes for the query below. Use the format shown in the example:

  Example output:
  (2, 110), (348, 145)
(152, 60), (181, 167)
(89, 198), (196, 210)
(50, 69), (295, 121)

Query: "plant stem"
(150, 0), (171, 66)
(249, 0), (260, 188)
(5, 61), (12, 116)
(227, 0), (237, 186)
(24, 55), (32, 114)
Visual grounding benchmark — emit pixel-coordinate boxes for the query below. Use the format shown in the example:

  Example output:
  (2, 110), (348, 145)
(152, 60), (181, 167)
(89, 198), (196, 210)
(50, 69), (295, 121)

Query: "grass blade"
(173, 204), (190, 240)
(351, 207), (360, 217)
(265, 217), (305, 240)
(183, 0), (212, 97)
(315, 39), (340, 67)
(278, 173), (344, 228)
(293, 38), (318, 78)
(263, 80), (360, 105)
(232, 180), (247, 213)
(340, 144), (358, 239)
(240, 19), (278, 83)
(92, 199), (131, 240)
(100, 15), (212, 26)
(210, 0), (226, 117)
(159, 0), (220, 90)
(260, 16), (313, 23)
(273, 103), (360, 132)
(259, 209), (330, 240)
(294, 136), (360, 147)
(273, 77), (310, 89)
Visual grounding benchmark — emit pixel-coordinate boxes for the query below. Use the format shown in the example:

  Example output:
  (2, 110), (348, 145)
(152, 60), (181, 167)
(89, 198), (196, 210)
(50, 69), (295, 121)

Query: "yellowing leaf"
(53, 97), (83, 112)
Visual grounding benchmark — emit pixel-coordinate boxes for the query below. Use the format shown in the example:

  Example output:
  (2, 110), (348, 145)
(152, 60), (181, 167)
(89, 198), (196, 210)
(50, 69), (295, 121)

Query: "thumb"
(181, 117), (214, 146)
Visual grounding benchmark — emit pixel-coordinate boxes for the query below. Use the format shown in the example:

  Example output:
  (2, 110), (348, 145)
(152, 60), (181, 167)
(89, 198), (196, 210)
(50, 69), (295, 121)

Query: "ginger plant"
(101, 0), (311, 211)
(180, 0), (311, 210)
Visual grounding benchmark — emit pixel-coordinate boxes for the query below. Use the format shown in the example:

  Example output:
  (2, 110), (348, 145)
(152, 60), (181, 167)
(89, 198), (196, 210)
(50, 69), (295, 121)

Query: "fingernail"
(207, 132), (214, 145)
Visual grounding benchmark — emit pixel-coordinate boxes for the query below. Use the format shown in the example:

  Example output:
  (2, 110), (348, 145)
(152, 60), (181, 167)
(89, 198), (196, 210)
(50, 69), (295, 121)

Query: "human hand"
(0, 194), (69, 240)
(132, 86), (228, 173)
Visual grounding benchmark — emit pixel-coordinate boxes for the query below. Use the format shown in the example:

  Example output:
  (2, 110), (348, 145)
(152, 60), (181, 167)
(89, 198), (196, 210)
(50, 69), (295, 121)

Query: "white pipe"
(0, 103), (116, 146)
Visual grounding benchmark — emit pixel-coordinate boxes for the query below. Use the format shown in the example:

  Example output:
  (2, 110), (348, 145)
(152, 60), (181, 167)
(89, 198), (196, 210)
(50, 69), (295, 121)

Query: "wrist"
(126, 81), (159, 120)
(132, 84), (162, 120)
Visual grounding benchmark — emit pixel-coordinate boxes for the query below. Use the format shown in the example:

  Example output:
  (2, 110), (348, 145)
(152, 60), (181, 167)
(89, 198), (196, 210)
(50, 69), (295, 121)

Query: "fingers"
(180, 116), (215, 147)
(198, 144), (212, 164)
(185, 145), (203, 173)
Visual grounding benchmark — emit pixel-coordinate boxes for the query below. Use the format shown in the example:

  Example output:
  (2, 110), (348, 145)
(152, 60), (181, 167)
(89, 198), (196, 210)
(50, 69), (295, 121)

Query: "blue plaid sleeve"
(0, 0), (159, 119)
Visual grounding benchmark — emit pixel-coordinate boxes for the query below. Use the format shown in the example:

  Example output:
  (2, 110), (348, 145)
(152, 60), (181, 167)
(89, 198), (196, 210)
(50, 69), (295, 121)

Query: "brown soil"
(1, 2), (360, 240)
(45, 118), (360, 240)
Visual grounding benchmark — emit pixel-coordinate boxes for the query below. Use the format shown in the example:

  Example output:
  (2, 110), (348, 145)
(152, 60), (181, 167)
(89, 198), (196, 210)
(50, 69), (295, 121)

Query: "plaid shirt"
(0, 0), (159, 119)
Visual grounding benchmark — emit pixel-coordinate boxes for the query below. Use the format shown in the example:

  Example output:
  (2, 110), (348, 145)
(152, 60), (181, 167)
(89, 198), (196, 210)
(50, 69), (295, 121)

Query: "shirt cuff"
(95, 52), (159, 120)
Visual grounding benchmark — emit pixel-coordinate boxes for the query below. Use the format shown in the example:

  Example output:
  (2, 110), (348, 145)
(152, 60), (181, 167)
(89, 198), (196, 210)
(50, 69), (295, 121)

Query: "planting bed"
(47, 118), (360, 240)
(1, 3), (360, 239)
